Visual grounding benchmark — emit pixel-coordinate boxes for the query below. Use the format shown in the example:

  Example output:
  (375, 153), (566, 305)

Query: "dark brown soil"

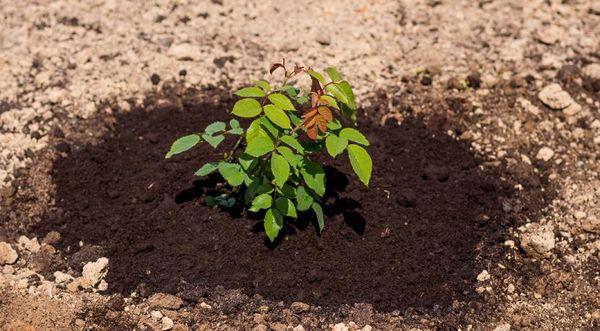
(34, 91), (544, 312)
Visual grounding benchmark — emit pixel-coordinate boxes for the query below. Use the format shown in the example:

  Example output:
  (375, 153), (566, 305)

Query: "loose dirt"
(33, 88), (548, 313)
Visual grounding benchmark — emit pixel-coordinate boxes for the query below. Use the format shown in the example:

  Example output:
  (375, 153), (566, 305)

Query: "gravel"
(0, 242), (18, 265)
(520, 225), (556, 257)
(538, 83), (575, 110)
(80, 257), (109, 289)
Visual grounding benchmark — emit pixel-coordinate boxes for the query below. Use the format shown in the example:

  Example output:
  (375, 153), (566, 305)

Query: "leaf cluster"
(166, 62), (372, 242)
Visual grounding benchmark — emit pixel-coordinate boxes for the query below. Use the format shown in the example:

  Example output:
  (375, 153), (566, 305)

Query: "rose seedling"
(166, 61), (372, 242)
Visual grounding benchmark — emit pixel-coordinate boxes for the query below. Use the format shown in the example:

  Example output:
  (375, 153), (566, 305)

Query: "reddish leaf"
(310, 76), (322, 94)
(293, 65), (304, 75)
(304, 116), (317, 128)
(302, 108), (318, 119)
(317, 106), (333, 122)
(316, 117), (327, 132)
(270, 63), (284, 74)
(307, 125), (318, 140)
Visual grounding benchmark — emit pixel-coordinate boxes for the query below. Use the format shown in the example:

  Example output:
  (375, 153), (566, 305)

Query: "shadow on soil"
(33, 88), (548, 312)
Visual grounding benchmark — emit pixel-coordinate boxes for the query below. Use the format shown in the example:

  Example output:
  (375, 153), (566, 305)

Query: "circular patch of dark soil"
(35, 92), (539, 312)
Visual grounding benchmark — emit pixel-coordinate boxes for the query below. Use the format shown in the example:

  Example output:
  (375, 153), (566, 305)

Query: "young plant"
(166, 61), (372, 242)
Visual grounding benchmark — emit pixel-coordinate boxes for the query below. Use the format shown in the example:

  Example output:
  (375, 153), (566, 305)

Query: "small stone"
(98, 279), (109, 291)
(42, 231), (61, 245)
(475, 287), (486, 294)
(536, 147), (554, 161)
(290, 301), (310, 313)
(333, 323), (349, 331)
(80, 257), (109, 289)
(538, 83), (574, 110)
(67, 279), (80, 292)
(270, 322), (287, 331)
(536, 25), (564, 45)
(293, 325), (306, 331)
(151, 310), (163, 320)
(520, 224), (555, 257)
(507, 284), (515, 293)
(493, 323), (511, 331)
(148, 293), (183, 310)
(581, 216), (599, 234)
(0, 242), (18, 265)
(477, 270), (490, 282)
(252, 324), (268, 331)
(167, 43), (202, 61)
(161, 316), (174, 330)
(199, 302), (212, 309)
(582, 63), (600, 80)
(75, 319), (85, 327)
(53, 271), (74, 285)
(574, 211), (587, 220)
(17, 236), (41, 253)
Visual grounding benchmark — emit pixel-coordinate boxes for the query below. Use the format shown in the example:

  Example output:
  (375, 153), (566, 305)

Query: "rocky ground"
(0, 0), (599, 330)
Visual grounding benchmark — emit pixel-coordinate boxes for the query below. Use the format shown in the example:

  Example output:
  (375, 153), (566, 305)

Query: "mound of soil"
(36, 92), (526, 312)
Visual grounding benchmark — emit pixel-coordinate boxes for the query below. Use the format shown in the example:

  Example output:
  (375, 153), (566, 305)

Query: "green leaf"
(228, 128), (244, 135)
(319, 95), (339, 109)
(340, 103), (357, 124)
(204, 121), (226, 134)
(325, 84), (348, 105)
(301, 161), (326, 196)
(296, 95), (309, 105)
(218, 162), (244, 186)
(215, 194), (236, 208)
(245, 135), (274, 157)
(264, 104), (291, 129)
(339, 128), (369, 146)
(234, 86), (265, 98)
(165, 134), (201, 158)
(195, 162), (218, 176)
(307, 69), (325, 83)
(254, 80), (271, 92)
(279, 184), (296, 199)
(264, 208), (283, 242)
(246, 119), (262, 143)
(260, 116), (281, 139)
(238, 153), (257, 171)
(268, 93), (295, 111)
(280, 135), (304, 154)
(288, 112), (302, 126)
(232, 98), (262, 118)
(275, 197), (297, 218)
(326, 119), (342, 131)
(347, 144), (372, 186)
(312, 202), (324, 233)
(276, 146), (298, 167)
(205, 195), (217, 207)
(281, 85), (298, 97)
(325, 134), (348, 157)
(295, 186), (314, 211)
(338, 81), (356, 110)
(228, 119), (243, 134)
(249, 193), (272, 212)
(201, 133), (225, 148)
(326, 67), (342, 82)
(271, 153), (290, 188)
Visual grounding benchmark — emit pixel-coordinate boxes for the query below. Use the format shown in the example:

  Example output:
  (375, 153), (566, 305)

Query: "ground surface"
(0, 0), (599, 330)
